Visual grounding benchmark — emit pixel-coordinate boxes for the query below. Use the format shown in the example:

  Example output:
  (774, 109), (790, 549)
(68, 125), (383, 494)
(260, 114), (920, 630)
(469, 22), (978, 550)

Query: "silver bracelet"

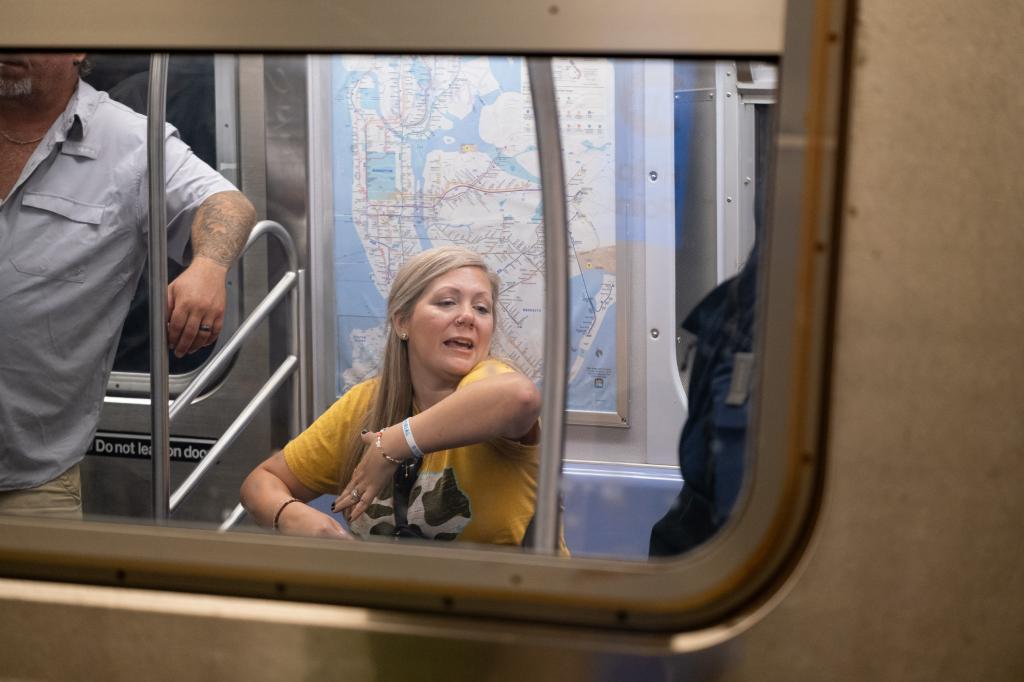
(402, 418), (425, 459)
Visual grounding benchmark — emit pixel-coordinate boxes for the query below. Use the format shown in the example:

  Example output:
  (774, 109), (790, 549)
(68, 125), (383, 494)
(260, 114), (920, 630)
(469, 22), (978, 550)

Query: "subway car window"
(2, 30), (833, 631)
(1, 50), (775, 561)
(0, 0), (847, 626)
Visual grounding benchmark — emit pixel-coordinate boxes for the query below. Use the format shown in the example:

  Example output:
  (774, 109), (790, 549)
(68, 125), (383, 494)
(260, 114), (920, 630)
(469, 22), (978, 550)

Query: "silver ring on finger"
(350, 489), (362, 501)
(198, 323), (212, 333)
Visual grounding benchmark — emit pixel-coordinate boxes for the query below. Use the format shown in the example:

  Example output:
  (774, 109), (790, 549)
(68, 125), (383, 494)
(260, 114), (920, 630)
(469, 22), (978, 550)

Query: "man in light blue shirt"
(0, 52), (256, 517)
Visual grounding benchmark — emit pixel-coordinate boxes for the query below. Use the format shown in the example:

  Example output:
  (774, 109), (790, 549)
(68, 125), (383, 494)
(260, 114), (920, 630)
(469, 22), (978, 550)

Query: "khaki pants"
(0, 464), (83, 520)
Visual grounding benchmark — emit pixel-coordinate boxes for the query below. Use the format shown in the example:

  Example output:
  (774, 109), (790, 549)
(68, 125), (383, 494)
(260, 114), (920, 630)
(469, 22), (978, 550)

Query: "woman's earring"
(399, 332), (408, 341)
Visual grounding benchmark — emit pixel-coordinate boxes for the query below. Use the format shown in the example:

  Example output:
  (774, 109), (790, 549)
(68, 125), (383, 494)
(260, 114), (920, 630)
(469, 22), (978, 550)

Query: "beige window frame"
(0, 0), (848, 637)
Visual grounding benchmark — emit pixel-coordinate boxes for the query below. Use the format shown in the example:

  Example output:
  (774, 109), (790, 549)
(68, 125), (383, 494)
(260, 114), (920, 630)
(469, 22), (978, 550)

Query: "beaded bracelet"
(374, 429), (403, 465)
(381, 451), (404, 465)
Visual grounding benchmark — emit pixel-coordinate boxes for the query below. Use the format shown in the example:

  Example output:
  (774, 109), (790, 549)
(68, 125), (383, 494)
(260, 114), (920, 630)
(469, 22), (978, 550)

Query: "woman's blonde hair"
(339, 246), (501, 489)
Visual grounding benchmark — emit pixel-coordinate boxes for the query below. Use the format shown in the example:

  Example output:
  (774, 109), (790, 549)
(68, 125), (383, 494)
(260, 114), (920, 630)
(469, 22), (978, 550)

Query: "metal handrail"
(169, 272), (295, 421)
(219, 503), (247, 532)
(528, 58), (570, 554)
(147, 53), (171, 522)
(168, 221), (298, 421)
(170, 355), (298, 511)
(165, 220), (303, 517)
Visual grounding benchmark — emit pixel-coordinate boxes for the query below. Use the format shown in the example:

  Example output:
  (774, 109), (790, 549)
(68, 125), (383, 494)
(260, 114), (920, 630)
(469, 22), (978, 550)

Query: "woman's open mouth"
(444, 337), (474, 350)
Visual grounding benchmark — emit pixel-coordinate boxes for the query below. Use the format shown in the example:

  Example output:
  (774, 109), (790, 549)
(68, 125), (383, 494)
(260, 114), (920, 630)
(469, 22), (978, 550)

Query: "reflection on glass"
(1, 51), (775, 564)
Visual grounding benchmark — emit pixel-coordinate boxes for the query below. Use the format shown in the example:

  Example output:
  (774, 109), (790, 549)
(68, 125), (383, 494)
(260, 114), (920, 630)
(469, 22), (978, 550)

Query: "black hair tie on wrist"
(273, 497), (300, 530)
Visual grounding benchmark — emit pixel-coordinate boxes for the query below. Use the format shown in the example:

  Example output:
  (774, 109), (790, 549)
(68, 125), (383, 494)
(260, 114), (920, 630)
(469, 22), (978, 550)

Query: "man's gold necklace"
(0, 129), (45, 145)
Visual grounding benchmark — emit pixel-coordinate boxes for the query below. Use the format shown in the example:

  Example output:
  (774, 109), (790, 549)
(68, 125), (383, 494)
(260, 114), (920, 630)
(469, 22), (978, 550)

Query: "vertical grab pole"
(147, 53), (171, 522)
(527, 58), (569, 554)
(290, 270), (304, 438)
(295, 269), (310, 433)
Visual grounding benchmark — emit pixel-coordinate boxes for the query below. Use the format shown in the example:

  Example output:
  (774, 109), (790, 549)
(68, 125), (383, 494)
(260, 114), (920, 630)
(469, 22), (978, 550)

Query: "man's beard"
(0, 78), (32, 97)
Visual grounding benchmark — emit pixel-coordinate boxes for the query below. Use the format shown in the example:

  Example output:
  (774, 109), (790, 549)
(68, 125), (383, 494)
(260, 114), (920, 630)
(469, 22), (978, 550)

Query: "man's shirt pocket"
(11, 192), (109, 284)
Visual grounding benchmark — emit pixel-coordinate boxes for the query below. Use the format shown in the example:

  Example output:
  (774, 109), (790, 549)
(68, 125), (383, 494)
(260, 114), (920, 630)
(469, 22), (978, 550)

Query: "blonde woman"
(241, 246), (546, 547)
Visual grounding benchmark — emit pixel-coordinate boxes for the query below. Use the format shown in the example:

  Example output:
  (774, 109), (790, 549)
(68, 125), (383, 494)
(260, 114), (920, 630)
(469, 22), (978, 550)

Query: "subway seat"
(561, 462), (682, 560)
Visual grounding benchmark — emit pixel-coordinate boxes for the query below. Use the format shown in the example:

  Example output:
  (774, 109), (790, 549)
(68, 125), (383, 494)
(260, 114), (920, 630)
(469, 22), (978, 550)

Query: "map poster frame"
(564, 223), (630, 428)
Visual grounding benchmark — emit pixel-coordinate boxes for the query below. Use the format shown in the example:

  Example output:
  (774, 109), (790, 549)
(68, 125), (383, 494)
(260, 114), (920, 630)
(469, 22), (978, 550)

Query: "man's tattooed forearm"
(193, 191), (256, 267)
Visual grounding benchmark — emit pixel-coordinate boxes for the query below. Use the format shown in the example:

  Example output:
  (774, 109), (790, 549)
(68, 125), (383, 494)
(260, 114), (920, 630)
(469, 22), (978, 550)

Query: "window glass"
(2, 50), (774, 565)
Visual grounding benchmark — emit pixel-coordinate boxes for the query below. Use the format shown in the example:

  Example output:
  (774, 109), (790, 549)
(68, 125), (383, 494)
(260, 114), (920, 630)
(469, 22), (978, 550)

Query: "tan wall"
(725, 0), (1024, 679)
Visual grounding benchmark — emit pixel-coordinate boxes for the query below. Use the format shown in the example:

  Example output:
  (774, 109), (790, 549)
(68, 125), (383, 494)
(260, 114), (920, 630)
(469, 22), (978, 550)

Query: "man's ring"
(199, 324), (212, 332)
(350, 489), (362, 501)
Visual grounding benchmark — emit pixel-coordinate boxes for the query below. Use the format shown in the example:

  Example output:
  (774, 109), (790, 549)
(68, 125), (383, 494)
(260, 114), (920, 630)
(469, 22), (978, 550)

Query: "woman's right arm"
(240, 451), (351, 539)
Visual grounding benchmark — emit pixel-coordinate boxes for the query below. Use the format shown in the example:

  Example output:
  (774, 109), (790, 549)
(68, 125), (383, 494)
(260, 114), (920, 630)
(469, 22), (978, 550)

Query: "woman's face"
(397, 266), (495, 388)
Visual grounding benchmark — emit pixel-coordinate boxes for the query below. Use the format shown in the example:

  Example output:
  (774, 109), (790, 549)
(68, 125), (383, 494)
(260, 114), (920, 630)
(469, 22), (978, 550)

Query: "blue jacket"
(649, 249), (758, 556)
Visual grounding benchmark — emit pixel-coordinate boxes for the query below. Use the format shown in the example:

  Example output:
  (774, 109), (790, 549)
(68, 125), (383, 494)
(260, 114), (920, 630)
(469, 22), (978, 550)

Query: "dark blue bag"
(649, 248), (758, 557)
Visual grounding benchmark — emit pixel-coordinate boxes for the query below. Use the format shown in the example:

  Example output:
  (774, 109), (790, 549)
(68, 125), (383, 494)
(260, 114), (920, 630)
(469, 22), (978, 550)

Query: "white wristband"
(402, 418), (425, 459)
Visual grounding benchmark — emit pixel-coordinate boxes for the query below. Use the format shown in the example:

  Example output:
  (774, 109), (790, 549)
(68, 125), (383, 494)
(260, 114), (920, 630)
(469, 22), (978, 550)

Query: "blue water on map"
(408, 89), (538, 191)
(583, 140), (612, 152)
(488, 56), (522, 94)
(569, 304), (617, 413)
(567, 269), (616, 412)
(366, 152), (397, 200)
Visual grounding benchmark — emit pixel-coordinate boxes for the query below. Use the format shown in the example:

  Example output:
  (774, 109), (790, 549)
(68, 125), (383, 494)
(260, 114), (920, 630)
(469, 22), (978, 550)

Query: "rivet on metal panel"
(648, 170), (658, 182)
(726, 196), (733, 203)
(650, 329), (660, 339)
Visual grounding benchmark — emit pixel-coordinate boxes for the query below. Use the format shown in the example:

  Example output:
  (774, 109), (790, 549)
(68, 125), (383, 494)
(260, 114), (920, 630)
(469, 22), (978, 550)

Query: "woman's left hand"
(333, 429), (402, 521)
